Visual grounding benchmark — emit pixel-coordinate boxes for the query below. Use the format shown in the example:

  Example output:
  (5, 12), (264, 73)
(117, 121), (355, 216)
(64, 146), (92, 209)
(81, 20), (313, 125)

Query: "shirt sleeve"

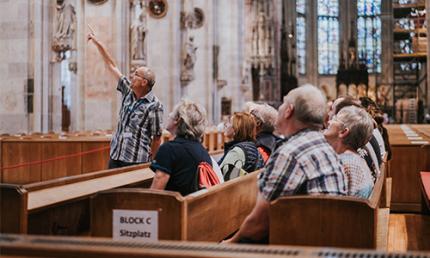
(117, 76), (131, 95)
(219, 147), (246, 175)
(258, 151), (305, 201)
(210, 157), (225, 183)
(150, 143), (173, 174)
(147, 103), (164, 137)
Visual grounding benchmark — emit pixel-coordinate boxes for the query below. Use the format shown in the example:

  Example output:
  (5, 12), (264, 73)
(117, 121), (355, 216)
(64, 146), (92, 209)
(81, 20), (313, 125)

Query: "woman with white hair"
(249, 103), (280, 163)
(150, 100), (221, 195)
(324, 105), (375, 198)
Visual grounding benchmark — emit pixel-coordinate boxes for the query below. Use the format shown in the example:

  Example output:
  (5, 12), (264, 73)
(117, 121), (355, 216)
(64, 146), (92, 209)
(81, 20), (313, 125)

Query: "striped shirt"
(259, 128), (347, 201)
(110, 76), (164, 163)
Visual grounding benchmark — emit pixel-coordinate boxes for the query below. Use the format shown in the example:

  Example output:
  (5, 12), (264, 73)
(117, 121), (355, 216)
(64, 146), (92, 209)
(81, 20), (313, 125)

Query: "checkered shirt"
(259, 128), (347, 201)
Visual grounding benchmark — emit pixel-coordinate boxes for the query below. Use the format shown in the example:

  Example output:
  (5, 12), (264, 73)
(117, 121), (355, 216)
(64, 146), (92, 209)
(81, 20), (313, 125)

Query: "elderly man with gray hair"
(324, 105), (375, 198)
(224, 84), (347, 244)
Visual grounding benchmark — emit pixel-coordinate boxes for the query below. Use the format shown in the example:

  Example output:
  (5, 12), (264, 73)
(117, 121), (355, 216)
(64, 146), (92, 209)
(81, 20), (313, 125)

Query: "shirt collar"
(132, 90), (155, 103)
(141, 91), (155, 102)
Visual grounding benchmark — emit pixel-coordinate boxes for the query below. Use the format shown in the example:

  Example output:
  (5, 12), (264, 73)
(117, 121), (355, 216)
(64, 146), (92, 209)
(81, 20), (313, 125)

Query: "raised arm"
(87, 32), (122, 80)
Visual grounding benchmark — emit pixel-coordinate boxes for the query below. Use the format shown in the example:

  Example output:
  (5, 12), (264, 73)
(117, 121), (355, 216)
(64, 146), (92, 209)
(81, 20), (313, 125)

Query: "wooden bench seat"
(2, 233), (429, 258)
(420, 171), (430, 214)
(91, 170), (261, 242)
(0, 164), (154, 235)
(269, 162), (388, 249)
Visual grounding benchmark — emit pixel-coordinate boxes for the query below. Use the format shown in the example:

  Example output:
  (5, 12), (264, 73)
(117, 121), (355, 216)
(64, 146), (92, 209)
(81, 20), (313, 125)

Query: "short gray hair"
(250, 104), (278, 133)
(284, 84), (326, 128)
(171, 100), (207, 140)
(336, 105), (373, 150)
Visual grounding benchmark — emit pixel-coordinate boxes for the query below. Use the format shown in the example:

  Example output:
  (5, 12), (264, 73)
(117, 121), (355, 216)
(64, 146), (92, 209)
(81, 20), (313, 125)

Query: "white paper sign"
(410, 141), (429, 145)
(113, 210), (158, 242)
(407, 136), (423, 140)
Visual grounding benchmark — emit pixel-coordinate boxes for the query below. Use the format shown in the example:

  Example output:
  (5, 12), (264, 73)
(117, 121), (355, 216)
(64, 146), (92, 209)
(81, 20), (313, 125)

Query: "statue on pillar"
(130, 13), (147, 60)
(52, 0), (76, 62)
(181, 36), (198, 84)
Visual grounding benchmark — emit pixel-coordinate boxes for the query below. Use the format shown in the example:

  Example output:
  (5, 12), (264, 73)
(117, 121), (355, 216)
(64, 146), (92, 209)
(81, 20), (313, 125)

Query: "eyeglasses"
(131, 72), (146, 81)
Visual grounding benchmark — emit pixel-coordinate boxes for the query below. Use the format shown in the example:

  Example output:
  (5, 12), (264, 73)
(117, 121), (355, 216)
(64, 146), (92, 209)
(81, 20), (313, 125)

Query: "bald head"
(135, 66), (156, 88)
(284, 84), (326, 128)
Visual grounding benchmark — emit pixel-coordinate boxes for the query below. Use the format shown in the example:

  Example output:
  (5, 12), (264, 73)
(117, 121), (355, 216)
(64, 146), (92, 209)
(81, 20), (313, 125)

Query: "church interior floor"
(387, 214), (430, 252)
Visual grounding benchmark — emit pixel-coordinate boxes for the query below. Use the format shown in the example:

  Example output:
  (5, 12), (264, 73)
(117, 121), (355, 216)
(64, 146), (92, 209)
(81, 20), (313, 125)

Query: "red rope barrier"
(2, 146), (110, 170)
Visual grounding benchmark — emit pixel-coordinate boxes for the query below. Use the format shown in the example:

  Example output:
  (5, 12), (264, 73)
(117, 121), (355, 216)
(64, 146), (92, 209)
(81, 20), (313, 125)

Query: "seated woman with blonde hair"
(150, 100), (222, 196)
(218, 112), (264, 181)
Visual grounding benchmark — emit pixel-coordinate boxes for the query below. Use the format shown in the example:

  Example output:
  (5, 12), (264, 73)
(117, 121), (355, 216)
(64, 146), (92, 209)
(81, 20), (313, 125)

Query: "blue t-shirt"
(150, 137), (212, 196)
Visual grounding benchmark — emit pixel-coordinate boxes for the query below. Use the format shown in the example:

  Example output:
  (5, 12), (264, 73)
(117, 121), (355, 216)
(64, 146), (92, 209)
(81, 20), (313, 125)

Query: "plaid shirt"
(110, 76), (164, 163)
(259, 128), (347, 201)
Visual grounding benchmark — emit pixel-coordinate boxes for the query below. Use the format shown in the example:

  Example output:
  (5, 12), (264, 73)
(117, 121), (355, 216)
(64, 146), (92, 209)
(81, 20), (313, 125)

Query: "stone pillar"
(0, 0), (31, 133)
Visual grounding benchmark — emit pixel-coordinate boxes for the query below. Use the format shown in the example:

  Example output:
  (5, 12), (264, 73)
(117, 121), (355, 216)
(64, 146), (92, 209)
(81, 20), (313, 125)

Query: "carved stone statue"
(52, 0), (76, 60)
(257, 12), (267, 57)
(131, 13), (147, 60)
(181, 36), (198, 83)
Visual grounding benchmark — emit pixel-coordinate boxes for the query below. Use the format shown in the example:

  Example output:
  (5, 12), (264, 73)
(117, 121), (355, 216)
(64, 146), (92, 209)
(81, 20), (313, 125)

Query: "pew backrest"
(0, 164), (154, 234)
(269, 162), (386, 249)
(91, 170), (261, 242)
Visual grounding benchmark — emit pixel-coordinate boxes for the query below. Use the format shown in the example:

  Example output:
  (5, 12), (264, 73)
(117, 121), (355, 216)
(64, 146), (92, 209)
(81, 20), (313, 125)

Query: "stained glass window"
(296, 0), (306, 74)
(357, 0), (382, 73)
(317, 0), (339, 74)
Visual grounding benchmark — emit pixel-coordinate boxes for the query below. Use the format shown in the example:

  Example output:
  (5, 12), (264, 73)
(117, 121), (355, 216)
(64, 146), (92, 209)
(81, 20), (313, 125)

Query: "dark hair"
(334, 96), (362, 115)
(359, 97), (377, 109)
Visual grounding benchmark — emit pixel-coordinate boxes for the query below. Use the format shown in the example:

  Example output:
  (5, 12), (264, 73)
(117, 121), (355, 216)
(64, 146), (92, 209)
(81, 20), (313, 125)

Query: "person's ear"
(338, 127), (350, 139)
(284, 104), (294, 119)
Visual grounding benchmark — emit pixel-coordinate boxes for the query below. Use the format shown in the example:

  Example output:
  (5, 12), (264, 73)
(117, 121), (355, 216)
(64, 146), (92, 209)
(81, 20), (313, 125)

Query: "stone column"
(0, 0), (31, 133)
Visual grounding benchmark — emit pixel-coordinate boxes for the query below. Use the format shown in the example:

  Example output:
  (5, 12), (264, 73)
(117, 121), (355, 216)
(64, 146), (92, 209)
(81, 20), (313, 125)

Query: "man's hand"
(87, 32), (96, 43)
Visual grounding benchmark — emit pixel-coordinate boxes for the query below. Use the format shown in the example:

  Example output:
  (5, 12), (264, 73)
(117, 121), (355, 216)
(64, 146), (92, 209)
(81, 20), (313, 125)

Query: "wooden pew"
(2, 233), (430, 258)
(420, 171), (430, 214)
(1, 130), (225, 185)
(0, 148), (225, 236)
(91, 170), (261, 242)
(1, 134), (111, 184)
(0, 164), (153, 235)
(386, 124), (430, 212)
(269, 162), (387, 249)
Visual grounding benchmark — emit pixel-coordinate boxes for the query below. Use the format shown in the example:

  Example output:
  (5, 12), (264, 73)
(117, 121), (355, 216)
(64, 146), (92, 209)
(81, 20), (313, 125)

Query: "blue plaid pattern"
(259, 128), (347, 201)
(110, 76), (164, 163)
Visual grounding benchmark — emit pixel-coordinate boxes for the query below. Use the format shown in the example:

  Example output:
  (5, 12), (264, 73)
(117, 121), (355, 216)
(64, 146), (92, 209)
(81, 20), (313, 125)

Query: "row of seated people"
(145, 84), (389, 244)
(149, 100), (279, 195)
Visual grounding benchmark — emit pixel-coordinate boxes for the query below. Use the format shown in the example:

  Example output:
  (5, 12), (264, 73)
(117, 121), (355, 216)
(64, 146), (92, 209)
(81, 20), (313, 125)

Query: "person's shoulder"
(158, 141), (174, 152)
(148, 93), (164, 110)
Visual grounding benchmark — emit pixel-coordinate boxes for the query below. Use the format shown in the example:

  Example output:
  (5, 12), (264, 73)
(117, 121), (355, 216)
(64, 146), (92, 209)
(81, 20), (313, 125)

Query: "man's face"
(130, 70), (148, 92)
